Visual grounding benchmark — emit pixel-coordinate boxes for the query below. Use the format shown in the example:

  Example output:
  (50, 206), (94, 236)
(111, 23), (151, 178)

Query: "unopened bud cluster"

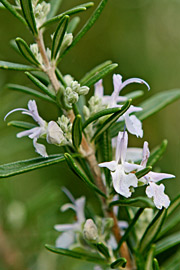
(30, 43), (51, 67)
(63, 75), (89, 108)
(15, 0), (50, 28)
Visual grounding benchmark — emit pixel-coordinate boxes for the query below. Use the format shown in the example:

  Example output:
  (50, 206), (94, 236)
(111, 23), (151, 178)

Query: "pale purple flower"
(139, 141), (175, 209)
(54, 189), (86, 248)
(99, 131), (139, 198)
(5, 100), (48, 157)
(94, 74), (150, 137)
(4, 100), (68, 157)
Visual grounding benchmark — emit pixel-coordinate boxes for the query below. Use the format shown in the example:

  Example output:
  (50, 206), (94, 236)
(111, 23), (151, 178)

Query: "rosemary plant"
(0, 0), (180, 269)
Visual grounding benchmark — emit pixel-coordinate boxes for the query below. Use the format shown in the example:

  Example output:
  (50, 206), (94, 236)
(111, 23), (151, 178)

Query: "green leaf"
(158, 195), (180, 238)
(47, 0), (63, 19)
(51, 15), (69, 60)
(167, 194), (180, 218)
(161, 250), (180, 270)
(159, 214), (180, 239)
(91, 100), (131, 142)
(147, 140), (168, 167)
(83, 107), (122, 130)
(0, 0), (26, 25)
(10, 39), (20, 54)
(80, 60), (112, 86)
(83, 63), (118, 88)
(153, 258), (159, 270)
(110, 258), (127, 269)
(0, 61), (37, 71)
(125, 90), (144, 100)
(8, 120), (36, 130)
(116, 208), (144, 250)
(64, 153), (107, 198)
(109, 197), (154, 209)
(25, 72), (56, 99)
(15, 37), (40, 66)
(155, 232), (180, 255)
(41, 2), (94, 29)
(145, 245), (155, 270)
(76, 95), (86, 121)
(60, 0), (108, 59)
(20, 0), (37, 35)
(136, 89), (180, 121)
(110, 89), (180, 138)
(95, 242), (110, 259)
(31, 71), (50, 86)
(135, 166), (152, 179)
(0, 154), (66, 178)
(139, 209), (167, 253)
(7, 84), (55, 103)
(45, 245), (107, 264)
(72, 114), (82, 149)
(97, 131), (112, 187)
(67, 17), (80, 33)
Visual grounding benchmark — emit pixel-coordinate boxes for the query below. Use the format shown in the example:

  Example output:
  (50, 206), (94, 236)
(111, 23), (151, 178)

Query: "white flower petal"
(4, 108), (29, 121)
(54, 224), (76, 232)
(33, 138), (48, 157)
(75, 197), (86, 224)
(111, 165), (138, 198)
(126, 105), (143, 115)
(17, 128), (38, 138)
(99, 161), (118, 171)
(111, 74), (123, 102)
(55, 231), (75, 248)
(146, 182), (170, 209)
(61, 203), (76, 212)
(29, 127), (44, 139)
(27, 100), (46, 126)
(141, 141), (150, 167)
(116, 96), (127, 102)
(116, 132), (124, 162)
(119, 131), (128, 163)
(125, 114), (143, 138)
(62, 187), (75, 203)
(124, 162), (142, 173)
(113, 74), (123, 93)
(47, 121), (65, 145)
(119, 78), (150, 92)
(145, 171), (175, 183)
(94, 79), (104, 98)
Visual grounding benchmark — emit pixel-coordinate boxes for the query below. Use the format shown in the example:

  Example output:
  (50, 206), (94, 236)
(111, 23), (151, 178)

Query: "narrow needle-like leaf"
(20, 0), (38, 35)
(64, 153), (107, 198)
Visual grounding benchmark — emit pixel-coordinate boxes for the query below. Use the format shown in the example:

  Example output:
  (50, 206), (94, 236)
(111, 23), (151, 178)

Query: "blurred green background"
(0, 0), (180, 269)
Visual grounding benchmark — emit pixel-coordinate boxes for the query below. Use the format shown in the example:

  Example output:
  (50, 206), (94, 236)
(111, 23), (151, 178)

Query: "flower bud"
(83, 106), (90, 119)
(34, 1), (51, 28)
(77, 86), (89, 95)
(60, 33), (73, 53)
(64, 75), (74, 86)
(65, 87), (79, 104)
(83, 219), (98, 242)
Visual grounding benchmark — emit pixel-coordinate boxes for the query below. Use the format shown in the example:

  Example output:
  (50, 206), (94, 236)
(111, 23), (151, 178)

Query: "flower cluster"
(84, 74), (150, 138)
(5, 100), (70, 157)
(99, 131), (174, 209)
